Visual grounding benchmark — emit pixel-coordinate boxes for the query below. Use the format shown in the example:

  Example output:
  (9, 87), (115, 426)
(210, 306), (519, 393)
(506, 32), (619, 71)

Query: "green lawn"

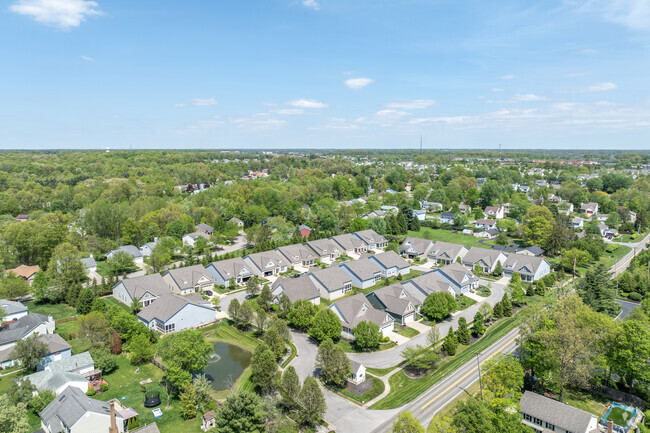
(336, 340), (397, 353)
(366, 361), (405, 377)
(102, 296), (132, 313)
(563, 388), (609, 417)
(370, 316), (518, 409)
(339, 375), (385, 404)
(24, 301), (76, 321)
(394, 326), (420, 338)
(407, 229), (491, 249)
(456, 295), (477, 311)
(356, 270), (424, 296)
(618, 232), (647, 243)
(476, 286), (492, 297)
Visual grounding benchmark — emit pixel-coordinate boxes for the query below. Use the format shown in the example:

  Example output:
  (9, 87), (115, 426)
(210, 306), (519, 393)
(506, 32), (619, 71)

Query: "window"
(533, 417), (543, 426)
(523, 413), (531, 421)
(164, 323), (175, 333)
(344, 283), (352, 292)
(545, 422), (555, 431)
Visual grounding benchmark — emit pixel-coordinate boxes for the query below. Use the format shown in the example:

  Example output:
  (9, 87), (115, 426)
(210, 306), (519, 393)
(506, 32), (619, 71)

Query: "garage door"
(403, 313), (416, 324)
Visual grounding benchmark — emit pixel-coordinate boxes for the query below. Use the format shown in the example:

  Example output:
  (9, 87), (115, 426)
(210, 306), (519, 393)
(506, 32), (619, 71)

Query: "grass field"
(102, 296), (132, 312)
(366, 361), (405, 377)
(337, 340), (397, 353)
(370, 316), (518, 409)
(24, 301), (76, 320)
(394, 326), (420, 338)
(456, 295), (477, 311)
(339, 375), (385, 404)
(564, 388), (609, 417)
(356, 270), (424, 296)
(408, 229), (491, 249)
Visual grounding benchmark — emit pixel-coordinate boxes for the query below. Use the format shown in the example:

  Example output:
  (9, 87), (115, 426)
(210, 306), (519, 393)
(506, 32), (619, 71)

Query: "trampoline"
(144, 391), (161, 408)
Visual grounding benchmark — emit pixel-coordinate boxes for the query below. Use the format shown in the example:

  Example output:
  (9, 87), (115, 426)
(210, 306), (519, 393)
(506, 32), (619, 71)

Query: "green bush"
(605, 244), (620, 253)
(382, 336), (390, 342)
(629, 292), (643, 301)
(100, 382), (109, 392)
(86, 387), (96, 396)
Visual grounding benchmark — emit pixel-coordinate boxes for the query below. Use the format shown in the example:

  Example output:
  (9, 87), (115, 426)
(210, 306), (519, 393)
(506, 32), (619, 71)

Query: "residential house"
(579, 202), (599, 216)
(331, 233), (369, 255)
(15, 214), (30, 222)
(604, 228), (619, 240)
(298, 224), (312, 238)
(39, 386), (126, 433)
(362, 209), (385, 219)
(244, 251), (288, 278)
(271, 277), (320, 305)
(228, 217), (244, 227)
(162, 265), (215, 295)
(439, 212), (456, 224)
(339, 259), (381, 289)
(380, 205), (399, 215)
(137, 293), (215, 334)
(139, 238), (159, 257)
(0, 299), (28, 322)
(458, 203), (472, 215)
(484, 206), (505, 219)
(398, 237), (435, 259)
(502, 253), (551, 282)
(276, 244), (317, 268)
(81, 255), (97, 273)
(366, 284), (418, 324)
(619, 206), (637, 223)
(205, 257), (254, 288)
(429, 263), (480, 295)
(106, 245), (143, 265)
(6, 264), (40, 285)
(304, 238), (341, 262)
(558, 202), (574, 216)
(112, 273), (168, 308)
(520, 185), (530, 194)
(305, 265), (353, 301)
(349, 361), (366, 385)
(1, 333), (71, 371)
(572, 217), (585, 229)
(520, 246), (545, 257)
(421, 201), (443, 212)
(401, 272), (457, 301)
(519, 391), (598, 433)
(413, 209), (426, 221)
(329, 293), (395, 339)
(182, 231), (211, 248)
(595, 214), (609, 222)
(462, 247), (507, 274)
(196, 223), (214, 236)
(0, 313), (55, 359)
(474, 219), (497, 230)
(354, 229), (388, 250)
(367, 251), (411, 278)
(23, 351), (95, 395)
(428, 241), (469, 265)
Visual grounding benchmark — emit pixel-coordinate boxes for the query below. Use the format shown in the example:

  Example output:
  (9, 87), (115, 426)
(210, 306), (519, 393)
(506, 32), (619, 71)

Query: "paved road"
(609, 232), (650, 277)
(615, 299), (640, 321)
(348, 280), (505, 368)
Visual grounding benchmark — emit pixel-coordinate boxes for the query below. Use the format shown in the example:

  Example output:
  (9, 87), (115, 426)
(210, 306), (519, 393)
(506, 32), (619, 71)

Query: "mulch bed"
(346, 378), (373, 396)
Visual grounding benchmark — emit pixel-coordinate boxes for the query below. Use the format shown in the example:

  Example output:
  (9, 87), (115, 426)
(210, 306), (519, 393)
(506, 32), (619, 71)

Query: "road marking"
(419, 333), (519, 411)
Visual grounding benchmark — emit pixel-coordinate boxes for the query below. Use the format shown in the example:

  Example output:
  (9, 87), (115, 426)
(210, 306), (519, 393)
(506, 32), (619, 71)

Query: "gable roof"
(330, 293), (393, 329)
(354, 229), (387, 245)
(475, 219), (497, 226)
(398, 237), (434, 256)
(305, 238), (340, 257)
(368, 250), (410, 270)
(340, 259), (381, 281)
(39, 386), (124, 433)
(0, 299), (28, 316)
(6, 264), (40, 279)
(47, 351), (94, 373)
(330, 233), (368, 251)
(306, 265), (352, 293)
(0, 313), (50, 345)
(196, 223), (214, 233)
(440, 212), (456, 219)
(137, 293), (214, 323)
(503, 253), (547, 276)
(462, 247), (506, 268)
(110, 245), (143, 259)
(81, 256), (97, 269)
(402, 273), (455, 302)
(520, 391), (597, 433)
(207, 257), (254, 280)
(370, 284), (418, 314)
(245, 250), (287, 271)
(0, 333), (71, 363)
(276, 244), (317, 263)
(429, 241), (467, 260)
(163, 265), (214, 290)
(434, 262), (479, 287)
(114, 273), (168, 301)
(272, 277), (320, 303)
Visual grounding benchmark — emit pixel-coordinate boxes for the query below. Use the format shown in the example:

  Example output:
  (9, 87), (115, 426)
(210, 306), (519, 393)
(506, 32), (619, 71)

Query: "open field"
(408, 229), (491, 249)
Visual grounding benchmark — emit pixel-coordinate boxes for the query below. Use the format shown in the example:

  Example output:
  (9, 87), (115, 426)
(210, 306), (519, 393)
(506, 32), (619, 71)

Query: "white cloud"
(384, 99), (437, 110)
(344, 77), (373, 89)
(580, 82), (618, 92)
(231, 118), (287, 128)
(271, 109), (304, 115)
(9, 0), (102, 29)
(514, 93), (549, 101)
(191, 98), (218, 106)
(499, 75), (516, 80)
(174, 103), (186, 107)
(287, 99), (328, 109)
(80, 55), (94, 61)
(491, 88), (504, 92)
(576, 0), (650, 30)
(302, 0), (320, 10)
(408, 116), (471, 125)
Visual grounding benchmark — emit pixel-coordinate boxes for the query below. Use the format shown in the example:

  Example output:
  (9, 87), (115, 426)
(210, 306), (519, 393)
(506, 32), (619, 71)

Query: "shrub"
(86, 387), (96, 396)
(629, 292), (643, 301)
(101, 382), (109, 392)
(382, 336), (390, 342)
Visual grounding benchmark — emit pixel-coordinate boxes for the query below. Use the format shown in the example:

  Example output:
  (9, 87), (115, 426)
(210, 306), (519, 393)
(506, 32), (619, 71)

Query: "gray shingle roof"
(503, 253), (547, 276)
(520, 391), (597, 433)
(245, 250), (287, 271)
(137, 293), (214, 323)
(434, 262), (479, 287)
(0, 333), (70, 363)
(208, 257), (254, 280)
(0, 313), (50, 345)
(429, 241), (467, 261)
(24, 370), (87, 393)
(398, 237), (434, 256)
(404, 272), (455, 300)
(340, 259), (381, 281)
(272, 277), (320, 303)
(462, 247), (505, 268)
(39, 386), (124, 433)
(368, 250), (410, 270)
(0, 299), (28, 316)
(196, 223), (214, 233)
(275, 244), (316, 263)
(330, 293), (393, 329)
(330, 233), (368, 251)
(369, 284), (418, 315)
(354, 229), (387, 246)
(81, 256), (97, 269)
(305, 239), (341, 257)
(132, 423), (161, 433)
(306, 265), (352, 293)
(114, 273), (168, 300)
(111, 245), (143, 259)
(48, 351), (94, 373)
(163, 265), (214, 290)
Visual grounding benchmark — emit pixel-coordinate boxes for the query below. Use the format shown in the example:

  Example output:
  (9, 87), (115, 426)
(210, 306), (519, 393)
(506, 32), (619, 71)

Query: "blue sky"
(1, 0), (649, 150)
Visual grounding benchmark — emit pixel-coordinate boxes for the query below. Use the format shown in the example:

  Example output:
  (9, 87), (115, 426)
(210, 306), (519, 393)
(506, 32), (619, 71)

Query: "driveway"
(407, 320), (431, 334)
(615, 299), (640, 321)
(348, 282), (506, 368)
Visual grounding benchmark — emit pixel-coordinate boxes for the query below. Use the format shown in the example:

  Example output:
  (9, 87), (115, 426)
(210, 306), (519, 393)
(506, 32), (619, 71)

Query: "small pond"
(204, 342), (252, 391)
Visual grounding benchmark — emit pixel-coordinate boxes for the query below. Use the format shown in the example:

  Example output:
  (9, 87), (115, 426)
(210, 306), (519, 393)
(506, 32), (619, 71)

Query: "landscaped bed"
(394, 326), (420, 338)
(456, 295), (477, 310)
(336, 339), (397, 353)
(339, 375), (385, 404)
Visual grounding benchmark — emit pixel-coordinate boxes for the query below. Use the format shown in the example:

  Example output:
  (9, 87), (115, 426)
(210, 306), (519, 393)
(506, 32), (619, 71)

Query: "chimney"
(109, 401), (118, 433)
(608, 419), (613, 433)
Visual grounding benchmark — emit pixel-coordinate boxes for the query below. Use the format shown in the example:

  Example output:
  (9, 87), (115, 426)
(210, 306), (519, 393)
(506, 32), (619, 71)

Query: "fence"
(591, 385), (647, 411)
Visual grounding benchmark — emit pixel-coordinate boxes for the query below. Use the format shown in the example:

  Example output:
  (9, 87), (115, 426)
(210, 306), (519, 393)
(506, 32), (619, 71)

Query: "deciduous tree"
(309, 309), (342, 343)
(316, 338), (350, 388)
(353, 321), (382, 350)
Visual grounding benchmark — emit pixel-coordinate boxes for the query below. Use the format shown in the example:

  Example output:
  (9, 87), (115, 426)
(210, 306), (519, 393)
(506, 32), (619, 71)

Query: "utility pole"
(476, 352), (484, 401)
(499, 143), (502, 161)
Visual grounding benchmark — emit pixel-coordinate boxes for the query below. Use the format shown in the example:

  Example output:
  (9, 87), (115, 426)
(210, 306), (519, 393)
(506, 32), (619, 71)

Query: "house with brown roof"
(6, 264), (40, 285)
(484, 206), (505, 219)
